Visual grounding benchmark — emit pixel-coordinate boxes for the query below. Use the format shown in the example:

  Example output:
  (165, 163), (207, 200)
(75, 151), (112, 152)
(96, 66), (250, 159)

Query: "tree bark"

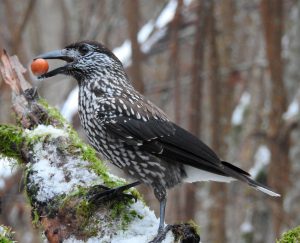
(260, 0), (289, 237)
(125, 0), (145, 93)
(169, 0), (183, 124)
(185, 0), (208, 223)
(167, 0), (185, 223)
(207, 2), (227, 243)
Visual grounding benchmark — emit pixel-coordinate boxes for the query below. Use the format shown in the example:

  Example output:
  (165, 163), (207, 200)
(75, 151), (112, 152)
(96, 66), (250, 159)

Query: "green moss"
(60, 187), (102, 237)
(66, 130), (144, 227)
(32, 210), (40, 228)
(111, 202), (130, 230)
(76, 199), (94, 226)
(110, 202), (143, 230)
(38, 98), (67, 127)
(61, 187), (93, 221)
(67, 129), (127, 188)
(129, 209), (143, 220)
(81, 220), (100, 238)
(24, 167), (40, 204)
(0, 124), (24, 162)
(110, 201), (127, 219)
(187, 220), (201, 236)
(0, 225), (14, 243)
(277, 225), (300, 243)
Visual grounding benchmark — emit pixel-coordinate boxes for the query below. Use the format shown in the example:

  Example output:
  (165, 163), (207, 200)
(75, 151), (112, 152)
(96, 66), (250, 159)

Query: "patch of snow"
(138, 21), (155, 43)
(283, 99), (299, 120)
(231, 92), (251, 126)
(0, 156), (17, 189)
(183, 0), (193, 6)
(110, 201), (163, 243)
(141, 28), (167, 53)
(249, 145), (270, 178)
(113, 40), (132, 66)
(107, 172), (127, 183)
(113, 0), (180, 64)
(155, 0), (178, 29)
(25, 124), (67, 138)
(27, 139), (102, 202)
(240, 220), (253, 233)
(61, 86), (79, 122)
(65, 201), (174, 243)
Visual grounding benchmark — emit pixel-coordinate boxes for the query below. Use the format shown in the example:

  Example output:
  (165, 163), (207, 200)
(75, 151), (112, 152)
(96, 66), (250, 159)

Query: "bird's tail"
(221, 161), (280, 197)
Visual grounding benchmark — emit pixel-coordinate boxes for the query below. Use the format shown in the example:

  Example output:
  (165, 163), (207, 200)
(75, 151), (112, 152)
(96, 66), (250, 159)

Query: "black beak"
(34, 49), (73, 62)
(34, 49), (74, 79)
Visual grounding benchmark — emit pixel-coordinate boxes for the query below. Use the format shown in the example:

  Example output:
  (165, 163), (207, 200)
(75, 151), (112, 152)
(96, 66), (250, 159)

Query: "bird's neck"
(79, 75), (135, 99)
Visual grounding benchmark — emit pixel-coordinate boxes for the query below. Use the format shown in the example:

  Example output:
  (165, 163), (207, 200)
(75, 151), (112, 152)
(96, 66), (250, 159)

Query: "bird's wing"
(100, 97), (230, 175)
(99, 96), (175, 152)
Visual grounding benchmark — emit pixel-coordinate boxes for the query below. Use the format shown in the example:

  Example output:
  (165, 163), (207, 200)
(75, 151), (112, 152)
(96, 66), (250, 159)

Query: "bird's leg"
(158, 198), (167, 232)
(153, 186), (167, 232)
(149, 186), (171, 243)
(87, 181), (141, 204)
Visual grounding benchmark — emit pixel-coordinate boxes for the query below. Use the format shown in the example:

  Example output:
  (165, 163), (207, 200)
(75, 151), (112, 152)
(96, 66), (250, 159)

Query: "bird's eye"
(79, 45), (89, 55)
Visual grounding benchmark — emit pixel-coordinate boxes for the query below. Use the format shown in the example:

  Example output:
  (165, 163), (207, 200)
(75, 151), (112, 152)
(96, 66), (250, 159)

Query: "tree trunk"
(185, 0), (208, 223)
(260, 0), (289, 237)
(168, 0), (184, 223)
(207, 2), (227, 243)
(170, 0), (183, 124)
(125, 0), (145, 93)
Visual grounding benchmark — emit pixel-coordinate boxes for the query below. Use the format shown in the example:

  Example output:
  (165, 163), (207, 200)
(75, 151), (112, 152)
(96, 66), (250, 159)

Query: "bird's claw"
(148, 225), (172, 243)
(87, 181), (140, 204)
(149, 224), (201, 243)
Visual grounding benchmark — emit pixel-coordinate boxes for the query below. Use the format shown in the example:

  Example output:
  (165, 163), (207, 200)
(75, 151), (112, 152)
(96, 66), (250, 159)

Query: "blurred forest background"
(0, 0), (300, 242)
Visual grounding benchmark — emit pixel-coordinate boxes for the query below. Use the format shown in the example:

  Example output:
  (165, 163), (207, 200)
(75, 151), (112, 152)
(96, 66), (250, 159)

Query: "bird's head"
(35, 41), (126, 83)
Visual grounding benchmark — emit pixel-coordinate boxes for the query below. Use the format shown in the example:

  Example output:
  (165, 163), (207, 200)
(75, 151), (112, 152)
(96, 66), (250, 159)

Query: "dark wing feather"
(102, 96), (175, 151)
(101, 97), (228, 175)
(106, 116), (174, 153)
(157, 123), (229, 175)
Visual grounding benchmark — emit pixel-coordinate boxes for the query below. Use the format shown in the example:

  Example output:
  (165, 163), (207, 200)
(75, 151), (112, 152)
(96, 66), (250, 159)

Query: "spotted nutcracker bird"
(35, 40), (280, 233)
